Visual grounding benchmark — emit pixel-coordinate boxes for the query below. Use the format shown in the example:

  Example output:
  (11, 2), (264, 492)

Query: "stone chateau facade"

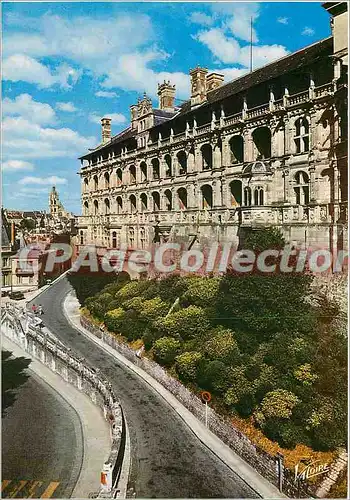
(77, 3), (348, 256)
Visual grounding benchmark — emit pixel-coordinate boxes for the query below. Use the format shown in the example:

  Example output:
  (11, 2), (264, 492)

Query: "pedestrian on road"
(38, 305), (43, 315)
(32, 303), (37, 314)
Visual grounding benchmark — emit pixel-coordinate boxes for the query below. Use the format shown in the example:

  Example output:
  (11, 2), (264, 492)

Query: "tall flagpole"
(250, 16), (253, 72)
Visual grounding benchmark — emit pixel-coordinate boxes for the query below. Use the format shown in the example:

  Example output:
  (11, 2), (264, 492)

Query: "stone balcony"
(81, 83), (335, 173)
(77, 202), (332, 231)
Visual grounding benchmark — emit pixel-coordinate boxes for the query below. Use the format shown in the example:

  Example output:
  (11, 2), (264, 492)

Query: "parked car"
(9, 291), (25, 300)
(1, 290), (9, 297)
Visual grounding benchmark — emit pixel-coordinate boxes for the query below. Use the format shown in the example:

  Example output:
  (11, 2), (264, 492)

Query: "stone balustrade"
(1, 304), (126, 499)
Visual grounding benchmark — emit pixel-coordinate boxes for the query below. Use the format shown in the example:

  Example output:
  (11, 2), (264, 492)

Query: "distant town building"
(1, 210), (17, 289)
(77, 3), (347, 257)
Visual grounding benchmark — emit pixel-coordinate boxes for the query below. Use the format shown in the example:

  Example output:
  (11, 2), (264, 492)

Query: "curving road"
(33, 277), (257, 498)
(2, 364), (83, 498)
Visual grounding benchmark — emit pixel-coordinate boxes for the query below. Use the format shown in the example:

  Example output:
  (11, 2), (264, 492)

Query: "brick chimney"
(130, 104), (138, 130)
(158, 81), (176, 112)
(206, 72), (224, 92)
(190, 67), (208, 107)
(101, 117), (111, 144)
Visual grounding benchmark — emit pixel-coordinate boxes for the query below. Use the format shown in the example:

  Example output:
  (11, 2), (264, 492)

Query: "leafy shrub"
(104, 307), (125, 333)
(203, 327), (240, 364)
(139, 297), (169, 322)
(115, 280), (150, 302)
(198, 360), (230, 394)
(260, 389), (300, 419)
(175, 351), (203, 382)
(156, 305), (210, 341)
(153, 337), (181, 366)
(181, 277), (220, 307)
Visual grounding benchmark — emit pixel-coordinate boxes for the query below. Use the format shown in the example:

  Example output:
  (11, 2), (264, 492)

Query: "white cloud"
(89, 112), (127, 125)
(210, 3), (260, 43)
(302, 27), (315, 36)
(277, 17), (289, 25)
(189, 12), (214, 26)
(95, 91), (119, 98)
(2, 54), (81, 89)
(3, 116), (96, 160)
(56, 102), (77, 112)
(2, 160), (35, 171)
(18, 176), (67, 185)
(3, 94), (56, 125)
(196, 29), (288, 68)
(2, 12), (191, 98)
(102, 49), (190, 99)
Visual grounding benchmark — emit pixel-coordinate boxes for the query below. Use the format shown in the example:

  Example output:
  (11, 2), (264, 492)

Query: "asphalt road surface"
(2, 367), (83, 498)
(32, 277), (258, 498)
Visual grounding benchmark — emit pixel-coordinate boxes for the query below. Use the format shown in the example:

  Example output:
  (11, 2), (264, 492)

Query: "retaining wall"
(81, 314), (342, 499)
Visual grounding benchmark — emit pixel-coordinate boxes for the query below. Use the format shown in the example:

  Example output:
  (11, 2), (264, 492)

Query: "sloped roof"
(80, 36), (333, 159)
(176, 36), (333, 117)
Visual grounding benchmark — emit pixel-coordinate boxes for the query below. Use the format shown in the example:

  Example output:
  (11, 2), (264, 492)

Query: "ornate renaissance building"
(77, 3), (348, 256)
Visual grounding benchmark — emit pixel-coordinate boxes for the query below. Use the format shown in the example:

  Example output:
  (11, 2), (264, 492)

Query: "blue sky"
(2, 2), (331, 214)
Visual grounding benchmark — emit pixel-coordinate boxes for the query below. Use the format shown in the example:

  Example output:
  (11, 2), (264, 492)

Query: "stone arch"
(151, 158), (160, 180)
(201, 184), (213, 208)
(252, 127), (271, 159)
(129, 194), (137, 213)
(177, 187), (187, 209)
(201, 144), (213, 169)
(164, 189), (172, 210)
(140, 193), (148, 212)
(229, 135), (244, 163)
(230, 180), (242, 206)
(152, 191), (160, 211)
(140, 161), (148, 182)
(177, 151), (187, 175)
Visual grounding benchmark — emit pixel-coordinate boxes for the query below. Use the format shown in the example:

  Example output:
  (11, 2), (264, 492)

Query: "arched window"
(140, 161), (148, 182)
(140, 228), (146, 249)
(104, 172), (110, 189)
(130, 165), (136, 184)
(164, 189), (172, 211)
(201, 144), (213, 170)
(294, 117), (310, 153)
(80, 230), (84, 245)
(230, 180), (242, 206)
(84, 178), (89, 192)
(93, 200), (99, 214)
(201, 184), (213, 208)
(252, 127), (271, 159)
(254, 186), (264, 206)
(140, 193), (148, 212)
(112, 231), (117, 249)
(116, 169), (123, 186)
(129, 227), (135, 248)
(152, 158), (160, 180)
(164, 155), (172, 177)
(129, 194), (137, 213)
(229, 136), (244, 163)
(244, 187), (252, 206)
(177, 151), (187, 175)
(294, 171), (310, 205)
(83, 201), (89, 215)
(116, 196), (123, 214)
(104, 198), (110, 214)
(93, 175), (98, 191)
(152, 191), (160, 211)
(177, 187), (187, 209)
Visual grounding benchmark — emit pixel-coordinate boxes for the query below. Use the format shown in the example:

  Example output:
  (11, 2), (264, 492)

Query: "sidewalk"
(64, 291), (286, 499)
(2, 334), (111, 499)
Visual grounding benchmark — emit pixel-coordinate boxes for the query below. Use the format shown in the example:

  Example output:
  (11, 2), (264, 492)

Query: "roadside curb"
(64, 290), (285, 500)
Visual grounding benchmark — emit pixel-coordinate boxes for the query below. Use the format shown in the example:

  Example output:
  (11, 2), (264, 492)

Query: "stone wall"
(1, 304), (126, 499)
(80, 315), (337, 499)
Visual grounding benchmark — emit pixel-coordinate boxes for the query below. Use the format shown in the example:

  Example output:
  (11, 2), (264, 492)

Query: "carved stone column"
(213, 179), (222, 207)
(243, 128), (253, 162)
(213, 143), (222, 169)
(221, 136), (231, 166)
(194, 144), (202, 171)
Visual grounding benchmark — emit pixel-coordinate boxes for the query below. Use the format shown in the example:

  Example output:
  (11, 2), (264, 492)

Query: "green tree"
(260, 389), (300, 419)
(153, 337), (182, 366)
(175, 351), (203, 382)
(155, 305), (210, 341)
(181, 277), (221, 308)
(203, 327), (240, 365)
(244, 227), (286, 252)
